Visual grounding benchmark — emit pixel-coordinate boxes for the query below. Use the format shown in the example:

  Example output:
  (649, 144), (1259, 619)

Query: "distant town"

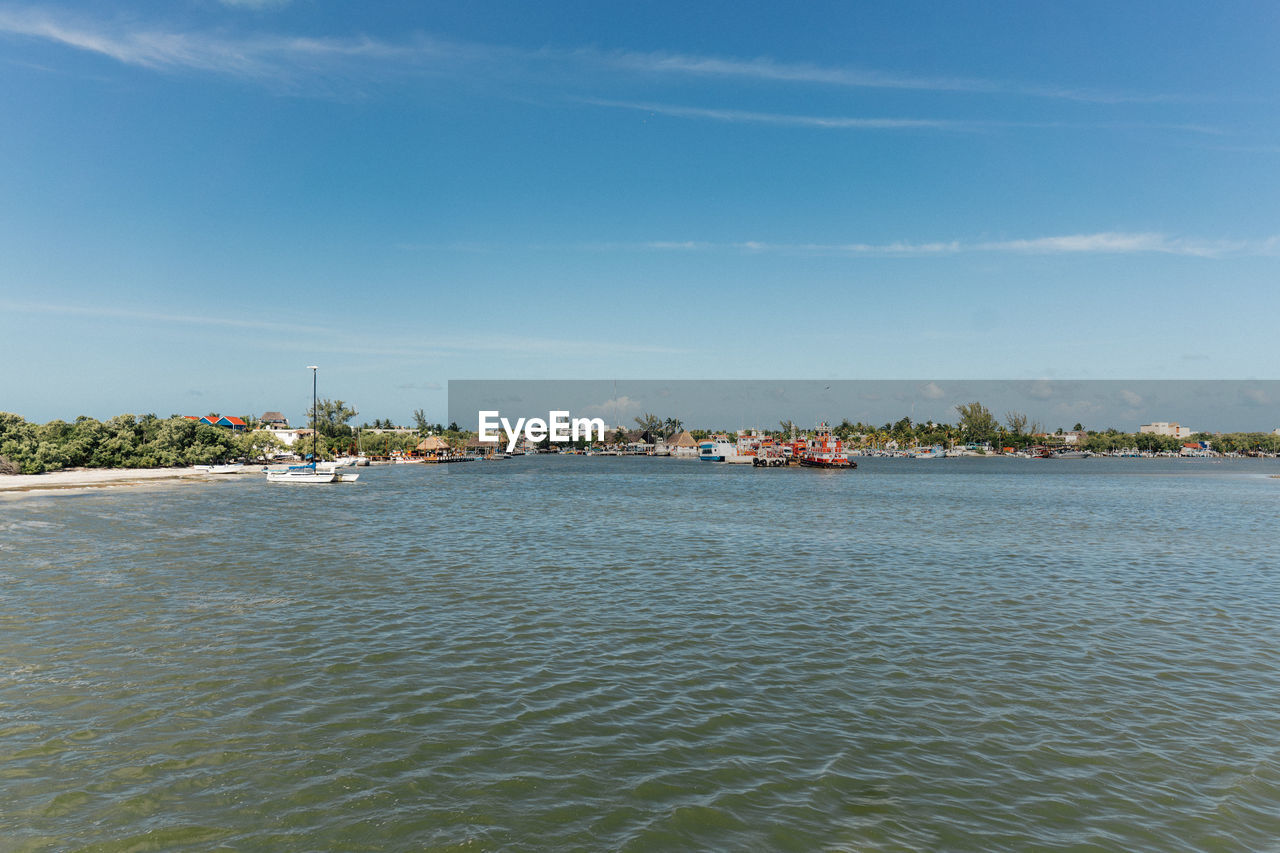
(3, 400), (1280, 475)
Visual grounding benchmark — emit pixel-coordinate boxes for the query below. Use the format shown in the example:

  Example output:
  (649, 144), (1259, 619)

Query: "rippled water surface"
(3, 457), (1280, 851)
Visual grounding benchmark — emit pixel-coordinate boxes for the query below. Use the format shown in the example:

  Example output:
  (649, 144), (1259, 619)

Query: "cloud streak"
(598, 49), (1180, 105)
(623, 232), (1277, 258)
(583, 98), (1225, 136)
(0, 5), (1184, 106)
(0, 6), (467, 93)
(579, 98), (972, 131)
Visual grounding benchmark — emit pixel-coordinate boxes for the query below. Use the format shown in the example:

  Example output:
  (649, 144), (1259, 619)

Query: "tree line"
(6, 400), (1277, 474)
(670, 401), (1280, 454)
(0, 412), (286, 474)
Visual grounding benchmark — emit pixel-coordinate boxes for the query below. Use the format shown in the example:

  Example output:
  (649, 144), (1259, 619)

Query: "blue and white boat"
(698, 440), (736, 462)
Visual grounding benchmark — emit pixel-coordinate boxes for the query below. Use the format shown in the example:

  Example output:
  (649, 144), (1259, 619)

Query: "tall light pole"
(307, 365), (318, 464)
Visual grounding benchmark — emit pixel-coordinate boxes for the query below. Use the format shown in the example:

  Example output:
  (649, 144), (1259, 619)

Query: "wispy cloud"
(976, 232), (1237, 256)
(583, 98), (1225, 136)
(219, 0), (292, 8)
(0, 6), (460, 93)
(598, 49), (1180, 105)
(0, 5), (1183, 107)
(578, 395), (644, 420)
(579, 98), (971, 131)
(622, 232), (1277, 258)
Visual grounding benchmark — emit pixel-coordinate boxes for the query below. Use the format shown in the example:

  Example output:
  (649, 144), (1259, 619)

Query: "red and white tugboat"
(797, 423), (857, 469)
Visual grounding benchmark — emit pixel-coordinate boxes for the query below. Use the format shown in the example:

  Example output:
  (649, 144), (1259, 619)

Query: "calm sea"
(3, 457), (1279, 851)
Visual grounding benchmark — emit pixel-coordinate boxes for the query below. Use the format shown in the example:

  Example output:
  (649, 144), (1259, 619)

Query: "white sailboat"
(266, 366), (358, 484)
(266, 465), (338, 484)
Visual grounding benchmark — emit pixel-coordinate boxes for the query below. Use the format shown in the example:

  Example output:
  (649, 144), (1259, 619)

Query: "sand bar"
(0, 467), (210, 495)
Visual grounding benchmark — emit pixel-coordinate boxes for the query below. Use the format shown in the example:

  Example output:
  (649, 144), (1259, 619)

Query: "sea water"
(3, 457), (1279, 850)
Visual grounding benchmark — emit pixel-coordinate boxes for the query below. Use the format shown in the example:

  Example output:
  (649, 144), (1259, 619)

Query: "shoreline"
(0, 467), (210, 497)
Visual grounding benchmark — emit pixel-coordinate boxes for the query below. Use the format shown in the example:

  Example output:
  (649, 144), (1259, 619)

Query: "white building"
(265, 427), (311, 447)
(1139, 422), (1194, 439)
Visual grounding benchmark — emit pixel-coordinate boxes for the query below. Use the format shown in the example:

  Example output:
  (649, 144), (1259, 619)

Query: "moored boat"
(266, 463), (336, 483)
(698, 440), (736, 462)
(265, 366), (357, 485)
(797, 423), (857, 469)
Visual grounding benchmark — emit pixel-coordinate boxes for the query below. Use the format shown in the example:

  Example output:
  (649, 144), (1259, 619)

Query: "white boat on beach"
(264, 366), (359, 484)
(195, 463), (250, 474)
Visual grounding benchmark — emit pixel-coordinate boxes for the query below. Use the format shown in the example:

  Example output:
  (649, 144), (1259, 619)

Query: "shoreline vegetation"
(5, 402), (1280, 478)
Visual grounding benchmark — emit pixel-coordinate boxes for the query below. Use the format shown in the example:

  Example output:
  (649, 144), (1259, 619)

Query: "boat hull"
(797, 458), (857, 469)
(266, 472), (337, 483)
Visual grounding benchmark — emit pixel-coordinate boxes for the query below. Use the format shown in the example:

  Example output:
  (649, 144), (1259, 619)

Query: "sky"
(1, 1), (1278, 426)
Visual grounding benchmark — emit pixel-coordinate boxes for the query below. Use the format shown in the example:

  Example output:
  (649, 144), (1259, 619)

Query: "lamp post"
(307, 365), (318, 465)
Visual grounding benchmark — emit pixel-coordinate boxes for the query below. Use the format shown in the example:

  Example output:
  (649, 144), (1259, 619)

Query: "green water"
(3, 457), (1279, 850)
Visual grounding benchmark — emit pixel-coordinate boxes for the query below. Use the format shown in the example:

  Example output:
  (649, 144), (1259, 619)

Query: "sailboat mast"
(308, 365), (319, 463)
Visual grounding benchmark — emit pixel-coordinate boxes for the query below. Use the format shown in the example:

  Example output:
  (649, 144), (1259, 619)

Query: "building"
(416, 436), (451, 459)
(183, 414), (248, 432)
(1139, 422), (1194, 439)
(266, 427), (311, 447)
(260, 411), (289, 429)
(668, 430), (699, 457)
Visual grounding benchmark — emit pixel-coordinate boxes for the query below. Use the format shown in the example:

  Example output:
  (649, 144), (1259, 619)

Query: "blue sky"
(1, 1), (1277, 425)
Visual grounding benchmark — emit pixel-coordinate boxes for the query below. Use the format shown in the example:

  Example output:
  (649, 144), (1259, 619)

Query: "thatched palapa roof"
(668, 430), (697, 448)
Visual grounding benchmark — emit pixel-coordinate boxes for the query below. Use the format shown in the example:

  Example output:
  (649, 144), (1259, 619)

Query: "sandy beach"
(0, 467), (210, 496)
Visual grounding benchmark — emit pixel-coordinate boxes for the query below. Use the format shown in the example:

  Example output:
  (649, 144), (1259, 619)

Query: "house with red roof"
(184, 414), (248, 432)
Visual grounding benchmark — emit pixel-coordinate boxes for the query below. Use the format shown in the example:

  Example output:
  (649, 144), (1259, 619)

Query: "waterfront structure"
(668, 431), (699, 457)
(1139, 422), (1195, 438)
(260, 411), (289, 428)
(416, 436), (451, 460)
(466, 437), (498, 458)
